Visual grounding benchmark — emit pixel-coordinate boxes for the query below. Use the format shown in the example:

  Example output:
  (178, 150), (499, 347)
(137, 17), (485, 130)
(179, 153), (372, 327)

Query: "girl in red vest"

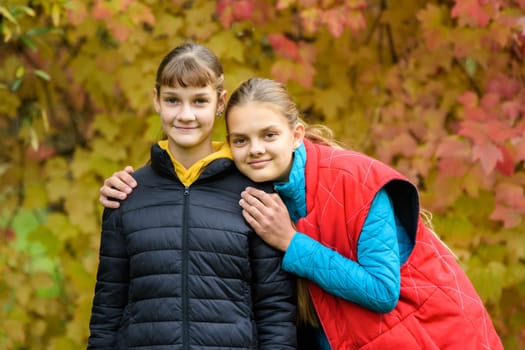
(100, 77), (503, 350)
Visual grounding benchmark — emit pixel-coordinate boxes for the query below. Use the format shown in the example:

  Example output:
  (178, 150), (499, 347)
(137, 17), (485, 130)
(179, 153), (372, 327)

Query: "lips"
(247, 159), (271, 168)
(174, 126), (198, 132)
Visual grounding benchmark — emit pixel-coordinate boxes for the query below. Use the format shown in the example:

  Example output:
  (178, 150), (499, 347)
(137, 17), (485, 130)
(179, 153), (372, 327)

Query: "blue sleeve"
(282, 189), (400, 313)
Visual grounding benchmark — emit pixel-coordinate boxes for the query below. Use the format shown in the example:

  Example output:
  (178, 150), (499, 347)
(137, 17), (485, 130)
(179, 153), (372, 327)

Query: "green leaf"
(466, 258), (506, 304)
(10, 79), (22, 91)
(21, 35), (36, 50)
(34, 69), (51, 81)
(465, 57), (477, 76)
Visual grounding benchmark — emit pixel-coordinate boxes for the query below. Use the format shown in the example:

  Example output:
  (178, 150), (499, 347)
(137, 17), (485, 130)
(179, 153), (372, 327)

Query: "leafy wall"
(1, 0), (524, 348)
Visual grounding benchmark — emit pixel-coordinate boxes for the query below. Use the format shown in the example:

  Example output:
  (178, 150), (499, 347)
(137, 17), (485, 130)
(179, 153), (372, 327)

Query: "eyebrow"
(161, 91), (211, 97)
(229, 126), (280, 137)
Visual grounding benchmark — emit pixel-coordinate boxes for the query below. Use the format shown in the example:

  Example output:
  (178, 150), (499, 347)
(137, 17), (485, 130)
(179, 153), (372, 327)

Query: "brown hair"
(155, 42), (224, 97)
(225, 77), (342, 150)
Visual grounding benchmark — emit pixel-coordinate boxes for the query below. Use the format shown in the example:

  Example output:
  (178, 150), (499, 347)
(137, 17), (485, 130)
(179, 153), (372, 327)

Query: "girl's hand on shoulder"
(239, 186), (296, 252)
(99, 166), (136, 208)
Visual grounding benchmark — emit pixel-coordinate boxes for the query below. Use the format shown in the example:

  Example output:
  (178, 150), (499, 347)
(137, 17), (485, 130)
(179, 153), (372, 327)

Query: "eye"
(230, 137), (247, 146)
(164, 97), (179, 104)
(194, 97), (210, 105)
(264, 131), (279, 140)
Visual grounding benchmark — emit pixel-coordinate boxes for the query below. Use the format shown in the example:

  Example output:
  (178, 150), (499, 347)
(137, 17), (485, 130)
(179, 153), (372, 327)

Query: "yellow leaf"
(207, 31), (245, 62)
(2, 24), (13, 42)
(15, 65), (24, 78)
(29, 127), (39, 150)
(23, 183), (48, 209)
(15, 284), (32, 305)
(44, 156), (69, 178)
(152, 12), (184, 37)
(45, 176), (71, 203)
(92, 138), (127, 162)
(2, 319), (25, 343)
(51, 3), (61, 27)
(49, 336), (77, 350)
(63, 177), (98, 233)
(63, 257), (94, 291)
(183, 1), (219, 40)
(45, 212), (81, 242)
(312, 86), (347, 120)
(71, 148), (91, 179)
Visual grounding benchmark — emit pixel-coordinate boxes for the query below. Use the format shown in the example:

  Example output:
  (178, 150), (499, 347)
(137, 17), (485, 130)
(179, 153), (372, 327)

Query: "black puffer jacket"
(88, 144), (297, 349)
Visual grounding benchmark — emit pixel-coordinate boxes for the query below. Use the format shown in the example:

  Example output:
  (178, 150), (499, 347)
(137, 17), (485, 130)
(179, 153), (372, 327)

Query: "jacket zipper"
(182, 186), (190, 349)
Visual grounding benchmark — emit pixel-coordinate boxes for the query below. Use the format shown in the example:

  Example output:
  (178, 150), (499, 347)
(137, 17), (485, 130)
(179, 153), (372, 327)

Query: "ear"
(217, 90), (227, 114)
(292, 122), (305, 149)
(152, 87), (160, 113)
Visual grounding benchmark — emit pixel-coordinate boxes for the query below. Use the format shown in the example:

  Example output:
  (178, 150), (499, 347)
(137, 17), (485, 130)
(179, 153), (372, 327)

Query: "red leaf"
(438, 157), (469, 177)
(216, 0), (234, 28)
(485, 73), (520, 99)
(495, 145), (515, 176)
(486, 120), (521, 143)
(2, 228), (16, 242)
(495, 182), (525, 208)
(92, 0), (113, 20)
(490, 204), (523, 228)
(501, 100), (522, 120)
(458, 120), (488, 144)
(26, 143), (56, 161)
(451, 0), (491, 27)
(458, 91), (478, 108)
(216, 0), (256, 27)
(436, 137), (470, 158)
(472, 142), (503, 174)
(515, 137), (525, 161)
(268, 33), (300, 61)
(480, 92), (500, 109)
(232, 0), (256, 21)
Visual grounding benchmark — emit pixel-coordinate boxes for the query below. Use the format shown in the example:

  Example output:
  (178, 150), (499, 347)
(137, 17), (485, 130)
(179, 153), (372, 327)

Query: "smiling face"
(227, 102), (304, 182)
(154, 84), (225, 165)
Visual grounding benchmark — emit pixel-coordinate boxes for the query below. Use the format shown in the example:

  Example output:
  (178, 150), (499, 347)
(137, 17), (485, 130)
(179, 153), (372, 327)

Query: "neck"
(169, 143), (215, 169)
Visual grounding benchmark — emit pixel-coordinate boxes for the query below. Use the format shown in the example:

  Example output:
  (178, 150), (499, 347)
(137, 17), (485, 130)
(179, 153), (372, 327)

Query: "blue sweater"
(274, 143), (414, 349)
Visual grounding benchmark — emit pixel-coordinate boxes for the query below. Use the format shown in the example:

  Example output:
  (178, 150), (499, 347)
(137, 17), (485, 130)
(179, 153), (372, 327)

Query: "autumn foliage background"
(1, 0), (524, 348)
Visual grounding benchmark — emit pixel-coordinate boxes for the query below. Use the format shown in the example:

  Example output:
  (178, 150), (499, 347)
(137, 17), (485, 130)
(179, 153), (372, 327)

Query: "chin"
(243, 171), (273, 183)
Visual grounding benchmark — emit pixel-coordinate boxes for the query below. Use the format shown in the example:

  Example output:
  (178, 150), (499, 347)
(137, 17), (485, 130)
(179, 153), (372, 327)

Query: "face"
(154, 84), (225, 161)
(227, 102), (304, 183)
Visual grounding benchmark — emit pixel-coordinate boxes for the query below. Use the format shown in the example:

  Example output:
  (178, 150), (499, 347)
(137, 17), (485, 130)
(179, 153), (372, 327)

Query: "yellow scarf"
(158, 140), (233, 187)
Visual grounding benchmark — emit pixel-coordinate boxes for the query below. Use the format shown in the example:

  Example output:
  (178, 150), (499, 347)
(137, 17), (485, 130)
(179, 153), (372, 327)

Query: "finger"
(241, 208), (260, 229)
(104, 174), (135, 193)
(99, 194), (121, 209)
(114, 170), (137, 188)
(124, 165), (135, 174)
(100, 186), (128, 200)
(242, 187), (272, 206)
(239, 198), (263, 217)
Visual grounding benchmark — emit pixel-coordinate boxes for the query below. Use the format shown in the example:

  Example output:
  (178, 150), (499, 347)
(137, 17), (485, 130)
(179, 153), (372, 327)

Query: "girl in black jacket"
(87, 43), (297, 350)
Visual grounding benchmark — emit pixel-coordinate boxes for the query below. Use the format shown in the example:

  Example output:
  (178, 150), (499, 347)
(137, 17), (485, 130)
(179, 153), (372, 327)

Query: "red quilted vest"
(295, 140), (503, 350)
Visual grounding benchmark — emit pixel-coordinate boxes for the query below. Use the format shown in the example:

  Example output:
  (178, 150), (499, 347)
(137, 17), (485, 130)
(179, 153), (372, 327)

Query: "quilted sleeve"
(250, 234), (297, 349)
(87, 208), (129, 349)
(282, 189), (401, 312)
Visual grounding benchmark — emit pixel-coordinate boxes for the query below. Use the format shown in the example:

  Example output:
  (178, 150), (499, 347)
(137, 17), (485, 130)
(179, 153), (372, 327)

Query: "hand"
(239, 186), (296, 252)
(99, 166), (136, 208)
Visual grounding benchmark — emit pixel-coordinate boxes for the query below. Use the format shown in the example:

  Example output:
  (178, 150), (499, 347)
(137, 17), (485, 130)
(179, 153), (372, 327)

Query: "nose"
(177, 104), (195, 121)
(249, 139), (265, 156)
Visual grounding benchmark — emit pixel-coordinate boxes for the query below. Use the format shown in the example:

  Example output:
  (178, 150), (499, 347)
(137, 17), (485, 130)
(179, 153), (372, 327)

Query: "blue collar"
(273, 142), (307, 222)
